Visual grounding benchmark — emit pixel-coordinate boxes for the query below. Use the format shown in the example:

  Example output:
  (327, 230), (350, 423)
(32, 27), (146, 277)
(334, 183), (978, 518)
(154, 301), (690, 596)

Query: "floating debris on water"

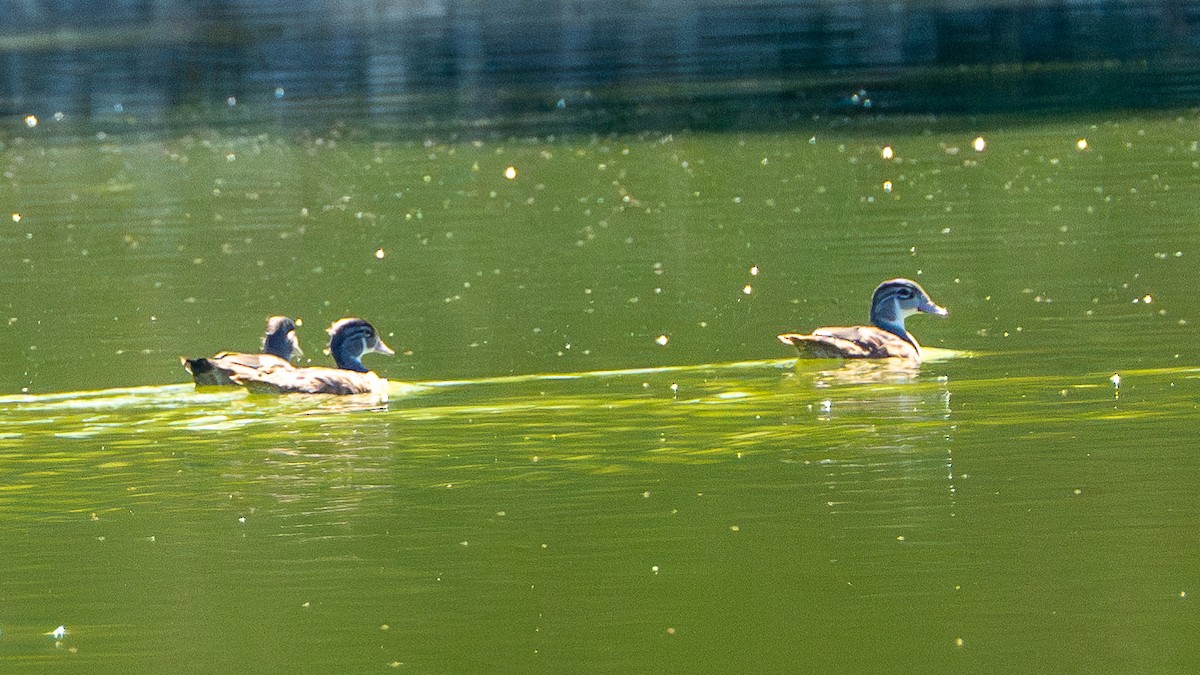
(504, 166), (517, 179)
(973, 136), (987, 152)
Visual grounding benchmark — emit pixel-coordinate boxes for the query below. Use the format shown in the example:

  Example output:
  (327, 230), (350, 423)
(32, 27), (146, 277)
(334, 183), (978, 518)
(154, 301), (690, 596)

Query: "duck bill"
(372, 338), (396, 356)
(920, 300), (949, 317)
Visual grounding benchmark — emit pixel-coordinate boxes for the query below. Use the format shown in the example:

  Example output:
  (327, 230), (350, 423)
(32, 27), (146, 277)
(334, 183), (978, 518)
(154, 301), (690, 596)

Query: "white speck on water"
(504, 166), (517, 179)
(973, 136), (987, 152)
(742, 284), (753, 295)
(24, 114), (37, 127)
(655, 335), (669, 346)
(1110, 373), (1121, 387)
(48, 625), (66, 639)
(750, 265), (759, 276)
(1077, 138), (1088, 150)
(882, 146), (894, 159)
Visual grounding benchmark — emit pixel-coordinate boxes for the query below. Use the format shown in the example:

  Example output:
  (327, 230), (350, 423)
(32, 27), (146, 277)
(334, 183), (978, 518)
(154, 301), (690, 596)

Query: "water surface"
(2, 111), (1199, 670)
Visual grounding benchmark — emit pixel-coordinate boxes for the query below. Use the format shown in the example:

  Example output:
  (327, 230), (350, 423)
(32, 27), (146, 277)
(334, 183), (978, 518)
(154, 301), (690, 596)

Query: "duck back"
(778, 326), (920, 360)
(182, 352), (294, 386)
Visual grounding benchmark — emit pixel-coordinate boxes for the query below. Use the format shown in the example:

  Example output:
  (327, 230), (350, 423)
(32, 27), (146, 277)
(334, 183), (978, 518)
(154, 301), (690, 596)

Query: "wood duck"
(228, 318), (395, 396)
(182, 316), (302, 386)
(777, 278), (947, 361)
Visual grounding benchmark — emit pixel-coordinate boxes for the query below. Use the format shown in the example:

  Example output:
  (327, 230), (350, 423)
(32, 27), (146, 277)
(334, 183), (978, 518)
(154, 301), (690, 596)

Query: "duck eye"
(898, 288), (913, 299)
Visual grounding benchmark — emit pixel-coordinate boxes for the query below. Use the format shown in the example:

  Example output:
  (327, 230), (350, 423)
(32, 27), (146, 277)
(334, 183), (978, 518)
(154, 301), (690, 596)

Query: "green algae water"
(3, 112), (1200, 671)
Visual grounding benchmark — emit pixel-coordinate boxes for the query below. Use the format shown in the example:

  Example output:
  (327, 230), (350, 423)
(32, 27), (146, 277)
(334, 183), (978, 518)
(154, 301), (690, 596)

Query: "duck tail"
(181, 357), (213, 376)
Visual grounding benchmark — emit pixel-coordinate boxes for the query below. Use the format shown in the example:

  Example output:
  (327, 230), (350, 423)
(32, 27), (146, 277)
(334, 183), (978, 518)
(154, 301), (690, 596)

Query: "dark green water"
(2, 112), (1200, 670)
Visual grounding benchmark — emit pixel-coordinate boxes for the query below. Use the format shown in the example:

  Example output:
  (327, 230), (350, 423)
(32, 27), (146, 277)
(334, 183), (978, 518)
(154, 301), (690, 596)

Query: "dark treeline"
(2, 0), (1199, 133)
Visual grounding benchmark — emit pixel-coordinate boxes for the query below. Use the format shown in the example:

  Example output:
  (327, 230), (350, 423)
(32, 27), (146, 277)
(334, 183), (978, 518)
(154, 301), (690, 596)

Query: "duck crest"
(327, 317), (393, 372)
(262, 316), (302, 361)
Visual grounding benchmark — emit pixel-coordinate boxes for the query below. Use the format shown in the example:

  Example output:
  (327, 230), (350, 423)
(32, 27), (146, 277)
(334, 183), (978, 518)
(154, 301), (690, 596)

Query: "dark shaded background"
(2, 0), (1199, 133)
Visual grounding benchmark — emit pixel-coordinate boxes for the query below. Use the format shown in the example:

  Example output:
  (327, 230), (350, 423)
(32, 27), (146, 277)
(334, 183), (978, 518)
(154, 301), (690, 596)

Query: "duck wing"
(230, 365), (387, 397)
(182, 352), (293, 386)
(778, 326), (919, 360)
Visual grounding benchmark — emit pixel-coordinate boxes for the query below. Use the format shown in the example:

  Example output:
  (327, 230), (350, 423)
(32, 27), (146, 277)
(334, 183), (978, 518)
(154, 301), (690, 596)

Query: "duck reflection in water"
(806, 358), (923, 387)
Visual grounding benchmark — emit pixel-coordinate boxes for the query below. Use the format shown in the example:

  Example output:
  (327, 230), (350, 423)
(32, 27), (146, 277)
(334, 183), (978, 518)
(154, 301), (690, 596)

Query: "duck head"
(869, 278), (947, 348)
(326, 318), (395, 372)
(262, 316), (303, 361)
